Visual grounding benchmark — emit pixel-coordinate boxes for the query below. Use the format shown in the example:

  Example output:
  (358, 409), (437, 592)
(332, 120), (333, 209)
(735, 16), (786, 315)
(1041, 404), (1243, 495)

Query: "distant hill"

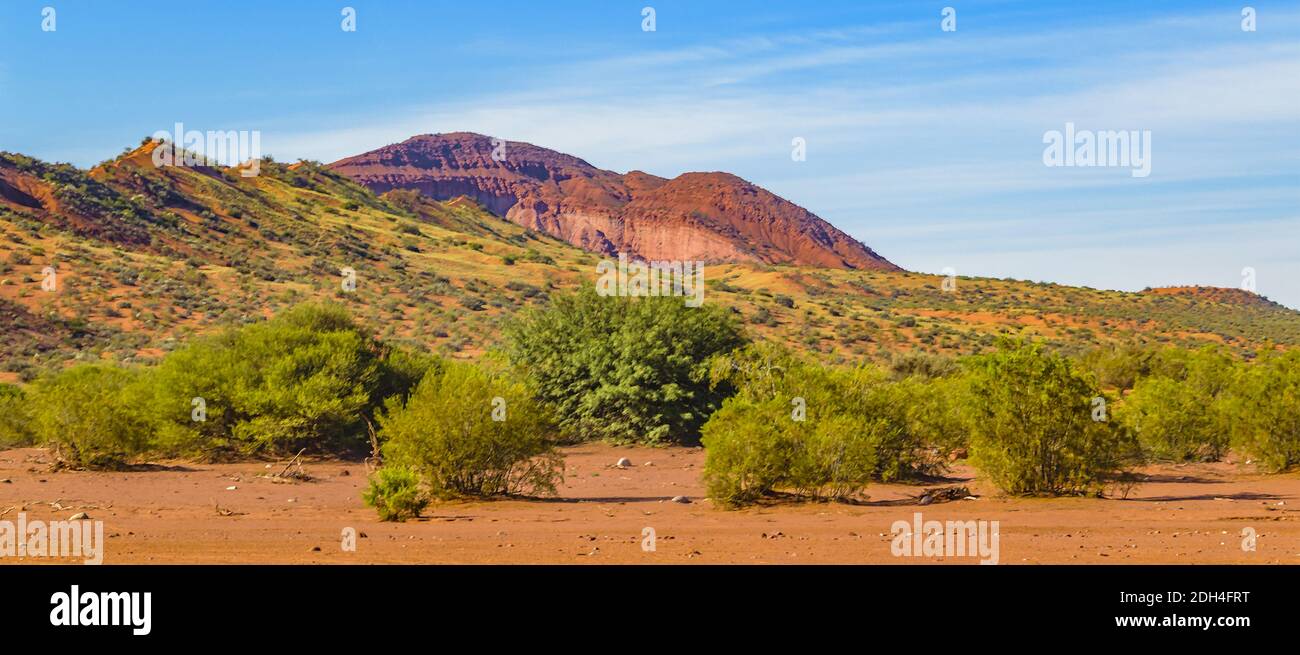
(1, 138), (1298, 384)
(1143, 285), (1282, 309)
(328, 132), (898, 270)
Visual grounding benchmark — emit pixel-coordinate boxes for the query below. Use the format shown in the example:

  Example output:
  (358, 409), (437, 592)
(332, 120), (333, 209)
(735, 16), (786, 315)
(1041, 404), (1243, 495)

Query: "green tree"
(504, 288), (747, 444)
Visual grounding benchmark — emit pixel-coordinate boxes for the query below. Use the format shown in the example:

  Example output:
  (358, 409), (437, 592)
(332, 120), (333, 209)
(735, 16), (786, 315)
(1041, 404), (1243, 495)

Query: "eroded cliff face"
(329, 132), (899, 270)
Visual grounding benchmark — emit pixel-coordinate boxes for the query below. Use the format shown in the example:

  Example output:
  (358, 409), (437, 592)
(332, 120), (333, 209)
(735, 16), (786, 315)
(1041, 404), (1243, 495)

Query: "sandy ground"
(2, 444), (1298, 564)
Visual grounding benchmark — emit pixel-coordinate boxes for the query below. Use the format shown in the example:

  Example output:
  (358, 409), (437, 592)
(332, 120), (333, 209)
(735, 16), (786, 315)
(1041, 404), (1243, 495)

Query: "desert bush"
(505, 288), (747, 444)
(0, 383), (33, 447)
(702, 344), (929, 507)
(700, 397), (800, 506)
(965, 340), (1138, 495)
(894, 373), (972, 457)
(1078, 344), (1154, 390)
(1229, 350), (1300, 471)
(144, 303), (426, 457)
(374, 347), (442, 406)
(378, 361), (562, 498)
(1118, 347), (1236, 462)
(362, 466), (428, 521)
(1077, 344), (1193, 391)
(27, 365), (153, 469)
(888, 351), (959, 380)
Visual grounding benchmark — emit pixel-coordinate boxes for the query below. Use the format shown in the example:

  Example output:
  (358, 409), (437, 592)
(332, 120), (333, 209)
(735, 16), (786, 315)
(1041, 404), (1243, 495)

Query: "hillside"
(327, 132), (897, 270)
(2, 138), (1299, 384)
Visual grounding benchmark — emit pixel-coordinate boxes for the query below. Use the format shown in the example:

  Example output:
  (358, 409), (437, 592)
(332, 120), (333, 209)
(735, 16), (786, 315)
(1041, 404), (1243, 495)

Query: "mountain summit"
(327, 132), (898, 270)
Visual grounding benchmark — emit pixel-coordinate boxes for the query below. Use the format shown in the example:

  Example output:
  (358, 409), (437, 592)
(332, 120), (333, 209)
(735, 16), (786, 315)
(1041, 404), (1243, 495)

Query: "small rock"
(225, 485), (238, 491)
(616, 457), (632, 469)
(68, 512), (90, 520)
(671, 495), (690, 504)
(918, 494), (934, 506)
(339, 470), (350, 477)
(310, 546), (321, 552)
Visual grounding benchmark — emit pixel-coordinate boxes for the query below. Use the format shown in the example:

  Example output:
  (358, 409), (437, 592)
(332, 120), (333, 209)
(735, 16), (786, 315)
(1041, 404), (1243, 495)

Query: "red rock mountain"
(328, 132), (898, 270)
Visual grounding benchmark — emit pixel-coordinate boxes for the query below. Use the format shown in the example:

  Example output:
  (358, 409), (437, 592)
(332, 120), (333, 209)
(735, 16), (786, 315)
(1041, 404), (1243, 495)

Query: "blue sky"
(2, 1), (1298, 307)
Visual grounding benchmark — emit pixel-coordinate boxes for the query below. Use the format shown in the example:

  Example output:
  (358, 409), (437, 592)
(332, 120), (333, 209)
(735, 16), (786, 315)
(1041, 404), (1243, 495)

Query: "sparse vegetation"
(4, 144), (1300, 513)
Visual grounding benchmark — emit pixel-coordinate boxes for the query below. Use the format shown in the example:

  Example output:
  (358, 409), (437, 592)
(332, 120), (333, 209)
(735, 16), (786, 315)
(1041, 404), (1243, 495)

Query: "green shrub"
(505, 288), (747, 444)
(702, 344), (930, 507)
(143, 303), (426, 458)
(374, 347), (443, 407)
(894, 374), (971, 457)
(362, 466), (428, 521)
(226, 304), (382, 453)
(28, 365), (152, 469)
(965, 340), (1137, 495)
(701, 397), (799, 506)
(1230, 350), (1300, 471)
(378, 361), (562, 498)
(0, 383), (34, 447)
(1078, 344), (1159, 391)
(888, 351), (959, 380)
(1122, 377), (1226, 461)
(1119, 347), (1236, 462)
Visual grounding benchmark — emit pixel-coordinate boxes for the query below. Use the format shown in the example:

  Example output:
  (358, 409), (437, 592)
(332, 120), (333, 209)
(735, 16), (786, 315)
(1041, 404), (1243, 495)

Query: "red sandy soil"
(2, 444), (1298, 564)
